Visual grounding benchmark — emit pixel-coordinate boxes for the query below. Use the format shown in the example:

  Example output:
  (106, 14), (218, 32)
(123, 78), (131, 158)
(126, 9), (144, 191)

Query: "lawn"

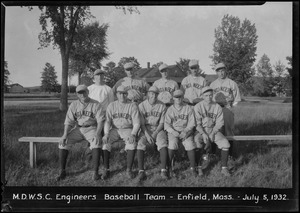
(3, 98), (293, 188)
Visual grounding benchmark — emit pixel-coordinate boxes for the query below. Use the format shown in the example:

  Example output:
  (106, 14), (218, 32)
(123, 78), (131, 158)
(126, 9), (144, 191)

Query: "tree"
(117, 56), (141, 70)
(41, 62), (58, 93)
(4, 61), (11, 92)
(286, 56), (292, 77)
(103, 61), (125, 87)
(272, 60), (286, 96)
(69, 21), (110, 84)
(256, 54), (275, 96)
(210, 14), (258, 94)
(175, 58), (205, 77)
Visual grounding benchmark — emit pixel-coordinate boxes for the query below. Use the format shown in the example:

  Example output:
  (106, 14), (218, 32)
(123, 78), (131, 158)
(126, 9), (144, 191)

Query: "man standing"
(138, 86), (169, 180)
(57, 85), (105, 181)
(102, 85), (141, 180)
(194, 86), (231, 177)
(180, 59), (207, 106)
(153, 63), (179, 107)
(112, 62), (150, 104)
(210, 62), (241, 158)
(164, 89), (198, 177)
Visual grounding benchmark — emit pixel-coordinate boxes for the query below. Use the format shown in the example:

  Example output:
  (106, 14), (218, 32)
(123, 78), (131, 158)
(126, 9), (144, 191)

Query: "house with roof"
(7, 83), (28, 93)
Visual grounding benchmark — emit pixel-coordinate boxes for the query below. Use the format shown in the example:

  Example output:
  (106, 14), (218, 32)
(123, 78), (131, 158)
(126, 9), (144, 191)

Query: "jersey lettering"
(213, 86), (232, 93)
(112, 113), (131, 119)
(158, 87), (174, 93)
(145, 111), (161, 118)
(75, 110), (95, 119)
(172, 114), (188, 122)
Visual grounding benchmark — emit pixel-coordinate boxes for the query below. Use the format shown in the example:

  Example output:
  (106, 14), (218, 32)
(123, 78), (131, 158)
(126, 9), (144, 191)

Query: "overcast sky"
(4, 2), (293, 87)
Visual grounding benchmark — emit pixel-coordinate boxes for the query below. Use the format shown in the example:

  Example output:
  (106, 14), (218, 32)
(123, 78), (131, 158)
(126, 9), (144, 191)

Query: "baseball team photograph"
(2, 2), (297, 212)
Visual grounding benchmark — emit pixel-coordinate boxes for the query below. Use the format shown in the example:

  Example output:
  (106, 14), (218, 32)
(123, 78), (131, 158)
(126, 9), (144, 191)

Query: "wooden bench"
(18, 135), (292, 168)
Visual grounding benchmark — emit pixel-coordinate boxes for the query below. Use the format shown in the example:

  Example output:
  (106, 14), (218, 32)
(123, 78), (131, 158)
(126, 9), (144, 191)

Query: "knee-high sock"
(92, 148), (101, 173)
(59, 149), (69, 171)
(126, 150), (136, 171)
(103, 150), (110, 170)
(159, 147), (168, 170)
(168, 149), (175, 170)
(137, 150), (144, 171)
(187, 150), (196, 168)
(195, 148), (202, 167)
(221, 149), (229, 167)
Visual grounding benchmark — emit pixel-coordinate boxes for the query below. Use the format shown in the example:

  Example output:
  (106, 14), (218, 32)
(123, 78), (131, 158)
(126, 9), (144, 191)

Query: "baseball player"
(102, 85), (141, 180)
(86, 69), (115, 166)
(164, 89), (198, 177)
(180, 59), (207, 106)
(112, 62), (150, 104)
(194, 86), (231, 177)
(153, 63), (179, 107)
(56, 85), (105, 181)
(138, 86), (169, 180)
(210, 62), (241, 137)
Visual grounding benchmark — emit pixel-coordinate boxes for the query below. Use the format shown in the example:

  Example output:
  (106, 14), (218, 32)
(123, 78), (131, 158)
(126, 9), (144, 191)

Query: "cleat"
(137, 170), (146, 181)
(160, 169), (169, 180)
(56, 171), (66, 181)
(126, 170), (134, 179)
(221, 167), (231, 177)
(93, 172), (101, 181)
(102, 169), (110, 180)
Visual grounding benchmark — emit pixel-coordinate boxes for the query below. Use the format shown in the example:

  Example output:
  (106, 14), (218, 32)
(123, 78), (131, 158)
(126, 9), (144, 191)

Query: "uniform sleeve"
(164, 107), (174, 133)
(180, 78), (186, 92)
(64, 102), (76, 126)
(212, 105), (224, 134)
(185, 106), (196, 131)
(105, 103), (113, 122)
(194, 104), (203, 126)
(159, 105), (167, 124)
(95, 103), (105, 124)
(232, 81), (241, 103)
(131, 103), (141, 125)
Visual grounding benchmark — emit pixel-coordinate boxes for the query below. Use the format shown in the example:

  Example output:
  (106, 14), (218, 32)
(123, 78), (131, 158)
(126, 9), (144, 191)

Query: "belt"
(186, 102), (196, 106)
(78, 125), (94, 128)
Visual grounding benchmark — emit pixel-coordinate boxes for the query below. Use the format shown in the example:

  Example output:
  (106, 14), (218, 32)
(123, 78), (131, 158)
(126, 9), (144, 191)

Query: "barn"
(7, 83), (28, 93)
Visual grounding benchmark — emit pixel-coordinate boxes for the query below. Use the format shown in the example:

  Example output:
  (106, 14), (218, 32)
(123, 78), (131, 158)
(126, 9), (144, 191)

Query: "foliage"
(4, 61), (11, 92)
(117, 56), (141, 70)
(151, 61), (163, 69)
(175, 58), (205, 77)
(285, 56), (292, 77)
(103, 61), (125, 88)
(69, 21), (110, 84)
(115, 6), (140, 14)
(210, 14), (258, 89)
(41, 63), (59, 93)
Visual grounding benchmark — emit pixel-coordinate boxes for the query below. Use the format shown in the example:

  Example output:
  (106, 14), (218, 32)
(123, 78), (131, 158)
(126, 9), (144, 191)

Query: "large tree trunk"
(60, 53), (69, 111)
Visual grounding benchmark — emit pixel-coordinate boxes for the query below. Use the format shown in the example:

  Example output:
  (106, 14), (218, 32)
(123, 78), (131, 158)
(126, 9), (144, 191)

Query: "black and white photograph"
(2, 1), (298, 212)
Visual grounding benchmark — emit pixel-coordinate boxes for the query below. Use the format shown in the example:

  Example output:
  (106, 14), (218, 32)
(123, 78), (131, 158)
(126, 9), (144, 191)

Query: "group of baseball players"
(56, 60), (241, 182)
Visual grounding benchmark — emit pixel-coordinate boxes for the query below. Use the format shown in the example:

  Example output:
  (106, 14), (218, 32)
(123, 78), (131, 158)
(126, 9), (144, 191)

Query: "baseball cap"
(94, 69), (105, 75)
(116, 85), (128, 93)
(189, 59), (199, 68)
(159, 63), (168, 72)
(76, 85), (88, 93)
(215, 63), (226, 71)
(173, 89), (184, 98)
(148, 86), (159, 94)
(202, 86), (213, 95)
(124, 62), (134, 70)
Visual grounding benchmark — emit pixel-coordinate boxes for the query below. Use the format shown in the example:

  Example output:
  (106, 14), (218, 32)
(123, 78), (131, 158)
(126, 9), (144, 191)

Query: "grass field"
(3, 98), (293, 188)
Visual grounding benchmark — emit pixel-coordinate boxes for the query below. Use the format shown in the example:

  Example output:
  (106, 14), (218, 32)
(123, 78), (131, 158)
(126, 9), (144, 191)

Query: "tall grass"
(3, 101), (293, 188)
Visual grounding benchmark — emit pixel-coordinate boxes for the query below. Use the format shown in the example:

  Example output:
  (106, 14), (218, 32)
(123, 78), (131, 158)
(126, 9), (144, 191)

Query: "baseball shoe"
(201, 154), (210, 170)
(101, 169), (110, 180)
(198, 167), (204, 177)
(221, 167), (231, 177)
(93, 172), (101, 181)
(56, 170), (66, 181)
(190, 167), (198, 177)
(137, 170), (146, 181)
(126, 170), (134, 179)
(160, 169), (169, 180)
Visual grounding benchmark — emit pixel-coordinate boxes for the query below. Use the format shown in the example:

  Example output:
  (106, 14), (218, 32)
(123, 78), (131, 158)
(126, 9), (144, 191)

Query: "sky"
(4, 2), (293, 87)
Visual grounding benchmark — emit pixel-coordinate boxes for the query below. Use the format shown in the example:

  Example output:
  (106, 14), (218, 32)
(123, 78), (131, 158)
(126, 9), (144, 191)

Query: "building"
(7, 83), (28, 93)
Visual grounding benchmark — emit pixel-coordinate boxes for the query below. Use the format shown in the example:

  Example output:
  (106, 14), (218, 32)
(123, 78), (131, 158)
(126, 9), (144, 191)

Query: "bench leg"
(29, 142), (37, 168)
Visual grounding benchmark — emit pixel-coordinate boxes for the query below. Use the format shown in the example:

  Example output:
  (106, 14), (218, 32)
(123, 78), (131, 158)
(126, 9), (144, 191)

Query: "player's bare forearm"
(155, 123), (164, 133)
(103, 120), (111, 135)
(63, 125), (72, 137)
(95, 122), (104, 137)
(131, 123), (141, 136)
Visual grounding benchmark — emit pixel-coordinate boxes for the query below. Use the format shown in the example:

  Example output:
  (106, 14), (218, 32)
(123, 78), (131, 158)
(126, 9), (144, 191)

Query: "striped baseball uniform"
(112, 77), (150, 103)
(210, 77), (241, 136)
(102, 100), (141, 152)
(194, 100), (230, 149)
(59, 98), (105, 150)
(88, 84), (114, 112)
(153, 78), (179, 105)
(138, 99), (168, 151)
(180, 75), (207, 104)
(164, 104), (196, 151)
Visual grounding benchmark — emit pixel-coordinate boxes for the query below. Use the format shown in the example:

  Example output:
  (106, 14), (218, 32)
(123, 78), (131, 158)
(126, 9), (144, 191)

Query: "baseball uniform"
(138, 99), (168, 151)
(164, 103), (196, 151)
(180, 75), (207, 105)
(112, 77), (150, 103)
(153, 78), (179, 105)
(102, 100), (141, 152)
(88, 84), (114, 112)
(210, 77), (241, 136)
(59, 98), (105, 150)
